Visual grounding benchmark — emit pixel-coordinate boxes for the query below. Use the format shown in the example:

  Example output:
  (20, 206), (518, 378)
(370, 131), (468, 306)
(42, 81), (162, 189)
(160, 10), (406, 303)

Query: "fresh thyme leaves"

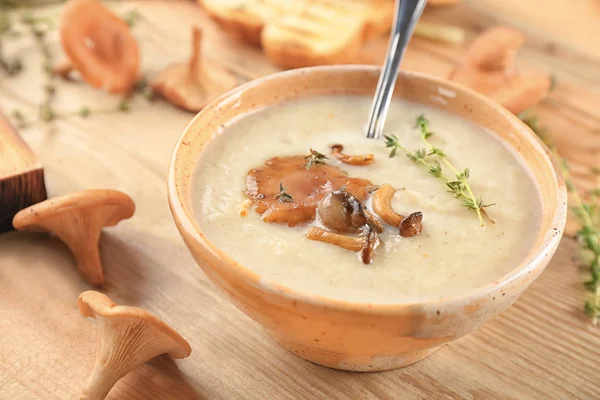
(0, 14), (22, 76)
(304, 148), (328, 170)
(384, 135), (401, 158)
(122, 9), (142, 27)
(520, 109), (600, 325)
(385, 115), (495, 225)
(118, 100), (131, 113)
(78, 106), (91, 118)
(274, 183), (293, 203)
(415, 114), (494, 226)
(20, 11), (57, 123)
(133, 77), (155, 102)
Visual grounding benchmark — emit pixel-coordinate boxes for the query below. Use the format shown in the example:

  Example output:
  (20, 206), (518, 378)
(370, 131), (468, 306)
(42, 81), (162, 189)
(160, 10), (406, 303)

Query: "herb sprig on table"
(1, 7), (153, 127)
(520, 110), (600, 324)
(384, 115), (495, 226)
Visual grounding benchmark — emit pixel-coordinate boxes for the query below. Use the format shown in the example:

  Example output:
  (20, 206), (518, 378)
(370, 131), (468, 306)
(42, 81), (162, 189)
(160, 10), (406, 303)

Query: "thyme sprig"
(20, 11), (56, 123)
(274, 183), (293, 203)
(384, 115), (495, 226)
(520, 110), (600, 324)
(0, 13), (22, 76)
(304, 149), (328, 170)
(416, 114), (494, 225)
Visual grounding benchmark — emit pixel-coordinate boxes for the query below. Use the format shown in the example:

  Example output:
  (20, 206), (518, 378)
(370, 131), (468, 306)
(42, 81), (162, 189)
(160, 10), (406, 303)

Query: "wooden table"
(1, 1), (599, 399)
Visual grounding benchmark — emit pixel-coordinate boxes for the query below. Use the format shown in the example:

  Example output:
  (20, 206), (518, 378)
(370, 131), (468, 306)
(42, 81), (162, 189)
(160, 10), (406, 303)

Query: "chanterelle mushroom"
(317, 188), (383, 234)
(12, 189), (135, 286)
(450, 26), (550, 114)
(78, 291), (191, 400)
(246, 155), (373, 226)
(151, 27), (238, 112)
(60, 0), (140, 94)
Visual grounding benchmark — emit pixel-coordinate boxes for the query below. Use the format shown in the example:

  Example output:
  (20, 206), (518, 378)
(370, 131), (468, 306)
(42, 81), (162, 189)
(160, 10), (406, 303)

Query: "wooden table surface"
(1, 1), (600, 399)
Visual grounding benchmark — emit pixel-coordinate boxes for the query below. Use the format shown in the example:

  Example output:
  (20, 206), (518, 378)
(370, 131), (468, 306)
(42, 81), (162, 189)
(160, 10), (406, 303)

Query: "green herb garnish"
(274, 183), (293, 203)
(78, 106), (90, 118)
(304, 148), (328, 170)
(416, 114), (494, 225)
(520, 109), (600, 325)
(118, 100), (131, 113)
(385, 115), (495, 226)
(123, 9), (142, 27)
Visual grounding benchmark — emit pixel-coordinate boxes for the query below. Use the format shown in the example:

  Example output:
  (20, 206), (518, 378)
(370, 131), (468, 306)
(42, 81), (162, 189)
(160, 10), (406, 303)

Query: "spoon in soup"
(365, 0), (427, 139)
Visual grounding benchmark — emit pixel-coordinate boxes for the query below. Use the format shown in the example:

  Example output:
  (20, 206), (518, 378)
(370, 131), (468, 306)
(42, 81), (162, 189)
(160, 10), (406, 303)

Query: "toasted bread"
(199, 0), (394, 68)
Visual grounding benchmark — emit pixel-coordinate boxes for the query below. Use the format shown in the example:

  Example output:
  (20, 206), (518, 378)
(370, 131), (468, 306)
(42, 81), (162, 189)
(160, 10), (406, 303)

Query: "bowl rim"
(168, 65), (567, 314)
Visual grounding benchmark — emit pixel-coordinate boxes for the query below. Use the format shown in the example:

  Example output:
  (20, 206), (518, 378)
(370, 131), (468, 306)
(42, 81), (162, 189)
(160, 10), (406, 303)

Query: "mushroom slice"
(60, 0), (140, 94)
(78, 291), (191, 400)
(152, 27), (238, 112)
(450, 26), (550, 114)
(246, 155), (373, 227)
(372, 184), (405, 227)
(360, 227), (381, 264)
(399, 212), (423, 238)
(330, 144), (375, 166)
(306, 226), (365, 252)
(306, 226), (380, 265)
(12, 189), (135, 286)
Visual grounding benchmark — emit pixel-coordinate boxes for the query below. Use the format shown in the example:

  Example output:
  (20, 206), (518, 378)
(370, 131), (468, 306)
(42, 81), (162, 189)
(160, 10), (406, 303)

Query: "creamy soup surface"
(193, 95), (542, 304)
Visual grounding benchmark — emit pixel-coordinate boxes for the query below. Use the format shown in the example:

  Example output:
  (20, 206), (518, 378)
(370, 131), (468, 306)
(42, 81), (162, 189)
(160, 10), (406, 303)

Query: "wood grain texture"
(0, 1), (599, 399)
(0, 112), (47, 232)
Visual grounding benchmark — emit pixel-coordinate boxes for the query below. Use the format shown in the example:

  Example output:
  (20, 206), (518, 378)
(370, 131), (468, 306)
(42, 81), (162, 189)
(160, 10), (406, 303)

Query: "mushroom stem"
(372, 184), (404, 227)
(53, 59), (74, 80)
(189, 27), (202, 80)
(81, 353), (122, 400)
(306, 226), (365, 251)
(68, 229), (103, 285)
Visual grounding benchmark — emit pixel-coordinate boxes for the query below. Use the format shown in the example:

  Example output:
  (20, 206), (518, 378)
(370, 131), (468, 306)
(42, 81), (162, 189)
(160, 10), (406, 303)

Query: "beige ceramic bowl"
(168, 66), (567, 372)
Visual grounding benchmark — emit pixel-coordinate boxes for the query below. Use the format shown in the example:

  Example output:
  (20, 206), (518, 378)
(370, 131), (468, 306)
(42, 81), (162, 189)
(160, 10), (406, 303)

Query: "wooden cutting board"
(0, 112), (47, 232)
(0, 1), (599, 399)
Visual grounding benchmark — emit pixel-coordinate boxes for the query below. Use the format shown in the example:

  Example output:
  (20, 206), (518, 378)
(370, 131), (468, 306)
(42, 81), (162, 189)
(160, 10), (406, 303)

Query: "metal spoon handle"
(365, 0), (428, 139)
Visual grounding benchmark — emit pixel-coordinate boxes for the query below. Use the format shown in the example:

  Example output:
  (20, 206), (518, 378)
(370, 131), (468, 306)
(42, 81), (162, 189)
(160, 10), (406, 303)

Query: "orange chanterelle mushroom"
(246, 155), (373, 227)
(450, 26), (550, 114)
(152, 27), (238, 112)
(59, 0), (140, 94)
(13, 189), (135, 285)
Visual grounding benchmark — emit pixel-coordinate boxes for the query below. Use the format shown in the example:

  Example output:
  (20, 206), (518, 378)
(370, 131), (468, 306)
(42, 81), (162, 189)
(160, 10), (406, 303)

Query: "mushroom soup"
(192, 95), (542, 303)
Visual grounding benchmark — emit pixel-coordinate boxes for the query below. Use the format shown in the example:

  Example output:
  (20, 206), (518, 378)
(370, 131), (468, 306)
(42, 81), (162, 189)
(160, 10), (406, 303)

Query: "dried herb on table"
(384, 115), (495, 226)
(520, 110), (600, 325)
(304, 148), (328, 170)
(122, 9), (142, 28)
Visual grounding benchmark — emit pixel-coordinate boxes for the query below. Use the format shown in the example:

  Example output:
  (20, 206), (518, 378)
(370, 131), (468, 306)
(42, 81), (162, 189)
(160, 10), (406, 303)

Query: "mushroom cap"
(246, 156), (373, 227)
(13, 189), (135, 232)
(78, 291), (191, 359)
(60, 0), (140, 94)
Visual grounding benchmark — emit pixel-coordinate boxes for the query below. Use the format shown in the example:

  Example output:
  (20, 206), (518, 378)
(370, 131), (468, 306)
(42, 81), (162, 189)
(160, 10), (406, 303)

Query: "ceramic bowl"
(167, 66), (567, 372)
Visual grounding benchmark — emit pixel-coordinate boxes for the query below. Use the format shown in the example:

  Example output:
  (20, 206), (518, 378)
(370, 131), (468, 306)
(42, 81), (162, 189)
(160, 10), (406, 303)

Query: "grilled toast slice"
(199, 0), (394, 68)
